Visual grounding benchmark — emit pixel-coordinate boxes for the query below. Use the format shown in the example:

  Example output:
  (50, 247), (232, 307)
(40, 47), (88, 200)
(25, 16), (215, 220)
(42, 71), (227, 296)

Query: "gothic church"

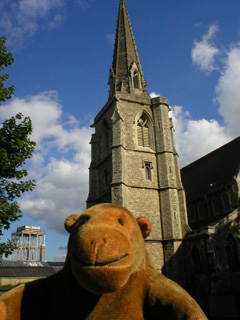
(87, 1), (240, 317)
(87, 0), (189, 279)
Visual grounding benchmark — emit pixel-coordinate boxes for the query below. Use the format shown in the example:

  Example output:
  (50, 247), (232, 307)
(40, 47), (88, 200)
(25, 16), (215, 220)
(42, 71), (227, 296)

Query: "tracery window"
(137, 115), (150, 147)
(226, 234), (240, 272)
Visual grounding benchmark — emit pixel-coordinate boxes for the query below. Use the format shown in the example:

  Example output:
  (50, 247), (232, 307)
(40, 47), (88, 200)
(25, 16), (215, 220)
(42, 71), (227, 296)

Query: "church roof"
(181, 136), (240, 202)
(110, 0), (148, 98)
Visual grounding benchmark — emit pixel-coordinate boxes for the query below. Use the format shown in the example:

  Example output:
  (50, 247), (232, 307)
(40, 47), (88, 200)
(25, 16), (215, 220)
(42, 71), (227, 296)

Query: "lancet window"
(143, 161), (153, 181)
(130, 61), (141, 90)
(137, 115), (150, 147)
(133, 70), (140, 89)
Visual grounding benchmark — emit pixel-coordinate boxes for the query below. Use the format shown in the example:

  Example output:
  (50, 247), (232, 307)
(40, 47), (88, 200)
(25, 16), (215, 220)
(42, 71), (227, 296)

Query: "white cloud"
(106, 34), (115, 47)
(0, 0), (65, 47)
(0, 91), (92, 156)
(20, 157), (89, 233)
(150, 92), (161, 99)
(0, 91), (62, 144)
(191, 25), (240, 138)
(176, 26), (240, 167)
(49, 14), (65, 29)
(170, 106), (231, 167)
(215, 43), (240, 137)
(149, 91), (232, 167)
(54, 254), (66, 261)
(16, 0), (64, 19)
(0, 91), (93, 234)
(192, 24), (219, 72)
(76, 0), (94, 10)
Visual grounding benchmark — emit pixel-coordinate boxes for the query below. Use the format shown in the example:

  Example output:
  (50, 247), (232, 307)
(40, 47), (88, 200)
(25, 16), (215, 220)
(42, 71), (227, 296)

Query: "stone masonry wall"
(121, 184), (162, 240)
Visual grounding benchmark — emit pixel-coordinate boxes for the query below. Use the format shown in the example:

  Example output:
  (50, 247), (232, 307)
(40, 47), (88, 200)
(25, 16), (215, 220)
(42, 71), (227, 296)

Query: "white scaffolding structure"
(11, 226), (46, 262)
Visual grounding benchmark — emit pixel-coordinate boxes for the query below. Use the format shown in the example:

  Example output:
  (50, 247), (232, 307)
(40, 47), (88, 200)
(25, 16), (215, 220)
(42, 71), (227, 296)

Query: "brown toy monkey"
(0, 204), (207, 319)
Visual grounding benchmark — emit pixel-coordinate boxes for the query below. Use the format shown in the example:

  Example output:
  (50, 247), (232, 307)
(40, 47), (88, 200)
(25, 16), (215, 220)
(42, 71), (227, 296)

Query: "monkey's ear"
(136, 217), (152, 239)
(64, 214), (81, 233)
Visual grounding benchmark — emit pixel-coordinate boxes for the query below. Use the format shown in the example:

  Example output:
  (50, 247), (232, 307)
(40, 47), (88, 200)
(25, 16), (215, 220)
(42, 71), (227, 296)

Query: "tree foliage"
(0, 36), (36, 258)
(0, 36), (15, 103)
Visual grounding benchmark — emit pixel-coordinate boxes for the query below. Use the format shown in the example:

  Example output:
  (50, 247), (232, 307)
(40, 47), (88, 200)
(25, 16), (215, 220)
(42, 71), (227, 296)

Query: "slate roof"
(0, 267), (55, 278)
(0, 261), (49, 267)
(48, 261), (65, 272)
(181, 137), (240, 202)
(0, 261), (56, 278)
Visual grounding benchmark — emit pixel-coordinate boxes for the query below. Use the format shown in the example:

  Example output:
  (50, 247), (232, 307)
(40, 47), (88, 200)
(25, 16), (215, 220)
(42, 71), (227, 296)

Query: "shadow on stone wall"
(161, 222), (240, 320)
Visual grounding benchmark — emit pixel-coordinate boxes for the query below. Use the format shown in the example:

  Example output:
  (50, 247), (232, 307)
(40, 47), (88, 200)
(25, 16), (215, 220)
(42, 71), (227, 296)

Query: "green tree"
(0, 36), (15, 102)
(0, 36), (36, 259)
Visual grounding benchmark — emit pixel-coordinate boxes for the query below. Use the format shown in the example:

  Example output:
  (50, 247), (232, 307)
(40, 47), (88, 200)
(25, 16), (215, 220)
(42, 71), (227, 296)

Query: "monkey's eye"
(118, 218), (124, 226)
(80, 215), (90, 225)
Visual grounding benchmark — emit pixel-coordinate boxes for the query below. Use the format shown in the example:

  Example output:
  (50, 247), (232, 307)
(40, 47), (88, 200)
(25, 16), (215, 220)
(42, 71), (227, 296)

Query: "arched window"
(226, 235), (240, 272)
(192, 245), (202, 274)
(130, 61), (141, 90)
(143, 161), (152, 180)
(137, 115), (150, 147)
(133, 70), (139, 89)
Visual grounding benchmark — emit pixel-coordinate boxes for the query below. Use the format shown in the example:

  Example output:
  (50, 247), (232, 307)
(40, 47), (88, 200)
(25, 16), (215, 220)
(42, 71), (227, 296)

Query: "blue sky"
(0, 0), (239, 261)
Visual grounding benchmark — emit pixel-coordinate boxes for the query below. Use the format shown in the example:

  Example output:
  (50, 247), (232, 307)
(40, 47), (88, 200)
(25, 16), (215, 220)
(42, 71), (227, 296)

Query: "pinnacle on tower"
(109, 0), (149, 99)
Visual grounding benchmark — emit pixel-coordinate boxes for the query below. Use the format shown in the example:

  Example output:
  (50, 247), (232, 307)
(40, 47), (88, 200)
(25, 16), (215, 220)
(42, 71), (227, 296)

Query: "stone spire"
(109, 0), (149, 100)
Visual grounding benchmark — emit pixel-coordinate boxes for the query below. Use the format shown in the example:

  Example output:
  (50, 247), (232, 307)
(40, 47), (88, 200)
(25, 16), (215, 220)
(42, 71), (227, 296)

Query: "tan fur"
(0, 284), (24, 320)
(0, 300), (7, 320)
(0, 204), (207, 319)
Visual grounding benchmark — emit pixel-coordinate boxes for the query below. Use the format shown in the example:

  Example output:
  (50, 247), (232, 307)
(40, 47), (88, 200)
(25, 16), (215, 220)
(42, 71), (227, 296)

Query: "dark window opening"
(226, 234), (240, 272)
(133, 71), (139, 89)
(144, 162), (152, 180)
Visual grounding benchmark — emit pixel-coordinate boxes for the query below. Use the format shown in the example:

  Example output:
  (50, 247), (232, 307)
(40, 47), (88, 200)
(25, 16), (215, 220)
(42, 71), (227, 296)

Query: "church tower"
(87, 0), (190, 279)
